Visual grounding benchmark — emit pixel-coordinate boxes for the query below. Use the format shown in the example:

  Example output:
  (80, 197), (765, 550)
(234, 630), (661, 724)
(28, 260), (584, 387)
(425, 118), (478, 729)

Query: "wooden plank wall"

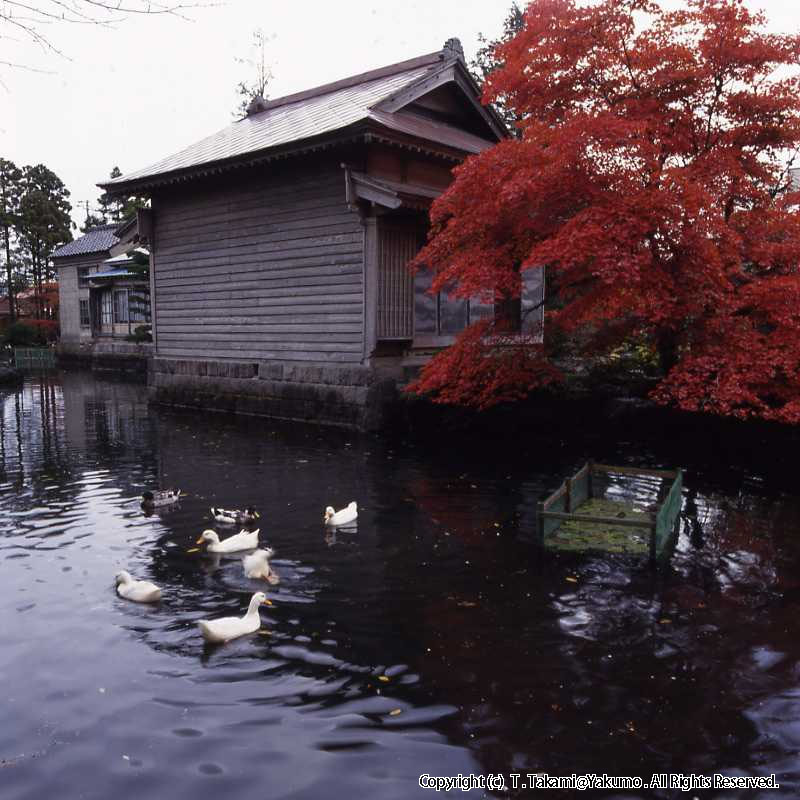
(151, 162), (365, 363)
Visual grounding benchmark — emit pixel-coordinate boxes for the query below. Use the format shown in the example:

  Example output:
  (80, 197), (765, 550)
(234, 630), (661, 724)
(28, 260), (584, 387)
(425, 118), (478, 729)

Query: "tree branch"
(1, 0), (214, 69)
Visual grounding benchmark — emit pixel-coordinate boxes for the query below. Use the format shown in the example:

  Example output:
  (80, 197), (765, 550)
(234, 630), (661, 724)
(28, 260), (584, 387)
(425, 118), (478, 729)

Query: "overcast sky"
(3, 0), (799, 231)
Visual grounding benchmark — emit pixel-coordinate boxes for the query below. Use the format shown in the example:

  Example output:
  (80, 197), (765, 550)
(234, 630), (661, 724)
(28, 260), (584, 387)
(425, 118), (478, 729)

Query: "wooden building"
(101, 39), (542, 428)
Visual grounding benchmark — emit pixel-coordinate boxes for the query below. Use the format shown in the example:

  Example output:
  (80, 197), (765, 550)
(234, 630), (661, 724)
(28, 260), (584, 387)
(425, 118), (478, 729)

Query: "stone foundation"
(57, 341), (153, 378)
(149, 358), (399, 431)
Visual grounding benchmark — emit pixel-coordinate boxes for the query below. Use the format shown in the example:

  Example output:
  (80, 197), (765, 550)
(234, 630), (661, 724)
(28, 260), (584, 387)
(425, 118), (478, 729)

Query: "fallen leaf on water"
(186, 548), (200, 554)
(566, 576), (578, 583)
(378, 675), (390, 682)
(658, 618), (672, 624)
(389, 709), (402, 716)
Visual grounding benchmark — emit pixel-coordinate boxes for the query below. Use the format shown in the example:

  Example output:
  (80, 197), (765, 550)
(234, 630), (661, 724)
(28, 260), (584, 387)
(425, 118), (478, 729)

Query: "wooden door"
(377, 223), (423, 340)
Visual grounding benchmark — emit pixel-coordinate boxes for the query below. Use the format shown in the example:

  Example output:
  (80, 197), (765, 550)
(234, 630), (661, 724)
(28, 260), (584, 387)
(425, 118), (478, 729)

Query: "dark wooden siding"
(152, 162), (364, 363)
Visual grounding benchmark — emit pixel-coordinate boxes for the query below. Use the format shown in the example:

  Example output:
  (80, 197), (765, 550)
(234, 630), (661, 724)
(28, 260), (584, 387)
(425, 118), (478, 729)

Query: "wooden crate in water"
(13, 347), (56, 369)
(536, 462), (683, 563)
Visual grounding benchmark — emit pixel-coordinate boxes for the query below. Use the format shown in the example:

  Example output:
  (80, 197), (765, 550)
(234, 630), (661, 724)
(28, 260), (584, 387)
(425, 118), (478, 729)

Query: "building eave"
(363, 116), (494, 160)
(97, 123), (374, 195)
(52, 249), (112, 263)
(99, 113), (487, 197)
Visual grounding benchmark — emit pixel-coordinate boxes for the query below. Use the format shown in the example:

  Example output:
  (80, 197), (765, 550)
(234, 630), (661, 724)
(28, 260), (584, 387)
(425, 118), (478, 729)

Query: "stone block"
(259, 362), (283, 381)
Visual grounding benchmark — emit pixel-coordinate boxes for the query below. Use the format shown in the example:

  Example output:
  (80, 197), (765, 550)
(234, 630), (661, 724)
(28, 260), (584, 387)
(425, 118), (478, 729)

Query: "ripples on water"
(2, 372), (800, 799)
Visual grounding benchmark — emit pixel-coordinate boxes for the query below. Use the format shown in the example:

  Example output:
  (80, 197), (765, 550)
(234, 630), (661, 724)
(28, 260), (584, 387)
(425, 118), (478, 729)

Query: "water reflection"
(2, 373), (800, 799)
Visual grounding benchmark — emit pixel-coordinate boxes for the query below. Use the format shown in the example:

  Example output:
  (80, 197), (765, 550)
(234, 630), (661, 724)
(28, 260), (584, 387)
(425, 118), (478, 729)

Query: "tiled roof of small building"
(52, 224), (119, 258)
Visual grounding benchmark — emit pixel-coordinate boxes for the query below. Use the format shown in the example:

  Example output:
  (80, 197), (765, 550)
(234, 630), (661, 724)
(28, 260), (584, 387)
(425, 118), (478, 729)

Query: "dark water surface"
(2, 372), (799, 799)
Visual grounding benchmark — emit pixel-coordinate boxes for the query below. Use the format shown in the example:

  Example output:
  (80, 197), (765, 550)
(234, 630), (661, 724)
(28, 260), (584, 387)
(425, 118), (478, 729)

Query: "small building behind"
(53, 219), (151, 346)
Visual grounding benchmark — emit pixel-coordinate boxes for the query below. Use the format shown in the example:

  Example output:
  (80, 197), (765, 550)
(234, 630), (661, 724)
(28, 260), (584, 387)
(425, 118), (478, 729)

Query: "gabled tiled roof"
(101, 44), (502, 193)
(52, 224), (119, 258)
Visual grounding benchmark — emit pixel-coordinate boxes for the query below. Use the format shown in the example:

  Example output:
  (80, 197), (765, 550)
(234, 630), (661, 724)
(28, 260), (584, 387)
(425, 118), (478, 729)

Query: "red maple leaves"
(410, 0), (800, 422)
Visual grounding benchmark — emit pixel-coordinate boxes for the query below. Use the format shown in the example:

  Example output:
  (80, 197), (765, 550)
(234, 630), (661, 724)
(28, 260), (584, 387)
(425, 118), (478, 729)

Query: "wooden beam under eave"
(353, 183), (403, 209)
(363, 215), (379, 362)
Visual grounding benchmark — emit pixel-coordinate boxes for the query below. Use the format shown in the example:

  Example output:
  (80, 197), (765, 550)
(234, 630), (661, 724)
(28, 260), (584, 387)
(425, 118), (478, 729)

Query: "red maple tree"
(410, 0), (800, 422)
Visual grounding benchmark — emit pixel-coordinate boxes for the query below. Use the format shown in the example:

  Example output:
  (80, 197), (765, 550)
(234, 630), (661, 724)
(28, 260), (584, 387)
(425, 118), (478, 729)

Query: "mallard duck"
(210, 506), (260, 525)
(141, 489), (181, 508)
(115, 570), (162, 603)
(243, 548), (280, 585)
(197, 591), (270, 643)
(324, 501), (358, 527)
(196, 528), (259, 553)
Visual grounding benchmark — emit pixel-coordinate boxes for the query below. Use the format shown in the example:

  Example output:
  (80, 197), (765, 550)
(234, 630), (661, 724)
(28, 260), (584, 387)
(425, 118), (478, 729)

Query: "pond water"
(2, 372), (799, 799)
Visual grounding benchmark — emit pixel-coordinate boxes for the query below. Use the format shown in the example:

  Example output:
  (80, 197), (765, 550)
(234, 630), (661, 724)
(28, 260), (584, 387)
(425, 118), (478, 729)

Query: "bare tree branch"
(0, 58), (53, 72)
(0, 0), (216, 70)
(3, 0), (116, 25)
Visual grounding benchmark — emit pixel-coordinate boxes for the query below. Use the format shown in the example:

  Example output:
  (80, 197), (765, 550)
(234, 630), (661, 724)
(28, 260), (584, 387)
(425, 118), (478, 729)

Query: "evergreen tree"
(97, 166), (124, 222)
(16, 165), (72, 319)
(96, 166), (148, 223)
(470, 3), (525, 135)
(80, 212), (107, 233)
(0, 158), (22, 321)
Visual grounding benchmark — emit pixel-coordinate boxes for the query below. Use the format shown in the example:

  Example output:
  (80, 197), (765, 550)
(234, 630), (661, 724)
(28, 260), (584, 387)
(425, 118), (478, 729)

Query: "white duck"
(115, 570), (162, 603)
(324, 501), (358, 527)
(211, 506), (260, 525)
(197, 528), (259, 553)
(243, 548), (280, 585)
(197, 591), (270, 643)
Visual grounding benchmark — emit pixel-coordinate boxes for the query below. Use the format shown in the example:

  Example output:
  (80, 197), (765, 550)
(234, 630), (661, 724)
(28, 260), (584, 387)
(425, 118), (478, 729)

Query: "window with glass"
(113, 289), (129, 323)
(414, 271), (472, 335)
(101, 290), (113, 325)
(79, 299), (90, 327)
(128, 288), (151, 323)
(414, 266), (545, 339)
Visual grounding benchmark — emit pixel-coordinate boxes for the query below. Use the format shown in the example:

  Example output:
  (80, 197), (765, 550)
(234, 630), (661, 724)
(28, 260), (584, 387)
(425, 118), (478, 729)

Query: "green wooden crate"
(537, 462), (683, 564)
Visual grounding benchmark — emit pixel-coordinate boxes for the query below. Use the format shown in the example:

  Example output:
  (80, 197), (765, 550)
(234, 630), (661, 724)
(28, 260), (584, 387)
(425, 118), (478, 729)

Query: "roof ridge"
(244, 50), (443, 118)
